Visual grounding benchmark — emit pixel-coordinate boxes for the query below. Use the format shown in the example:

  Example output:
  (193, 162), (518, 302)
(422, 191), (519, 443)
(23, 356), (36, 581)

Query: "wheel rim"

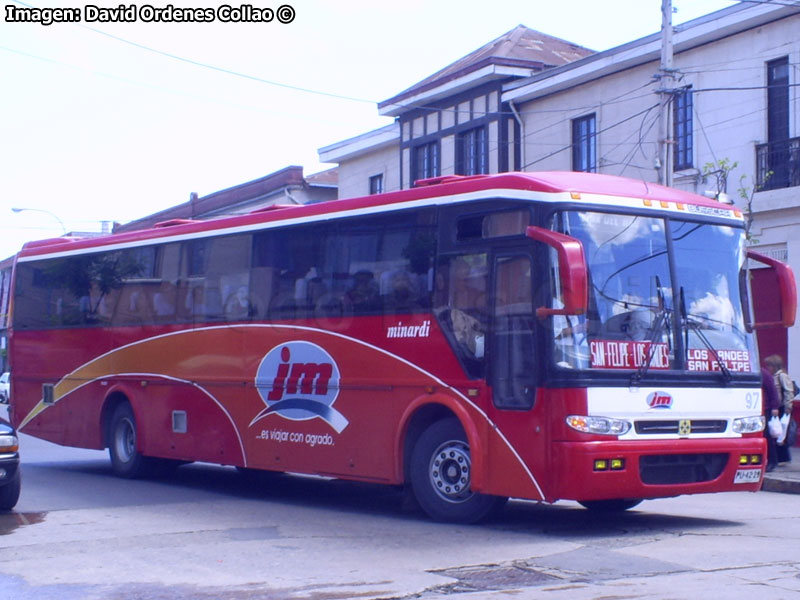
(114, 417), (136, 464)
(429, 439), (472, 503)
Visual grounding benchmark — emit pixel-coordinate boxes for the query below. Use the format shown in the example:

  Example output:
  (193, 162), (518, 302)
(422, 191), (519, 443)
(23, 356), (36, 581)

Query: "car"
(0, 372), (8, 403)
(0, 422), (20, 510)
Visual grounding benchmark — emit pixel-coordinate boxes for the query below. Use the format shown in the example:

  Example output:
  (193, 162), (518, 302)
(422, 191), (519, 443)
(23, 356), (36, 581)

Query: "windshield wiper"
(630, 307), (671, 386)
(631, 276), (671, 386)
(680, 286), (732, 383)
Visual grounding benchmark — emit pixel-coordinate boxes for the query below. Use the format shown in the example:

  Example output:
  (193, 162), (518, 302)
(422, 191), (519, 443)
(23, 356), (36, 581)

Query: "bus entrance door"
(489, 253), (537, 410)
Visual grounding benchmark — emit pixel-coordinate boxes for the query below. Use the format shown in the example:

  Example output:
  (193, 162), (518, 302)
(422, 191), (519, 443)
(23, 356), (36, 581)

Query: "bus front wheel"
(108, 403), (151, 479)
(410, 418), (505, 523)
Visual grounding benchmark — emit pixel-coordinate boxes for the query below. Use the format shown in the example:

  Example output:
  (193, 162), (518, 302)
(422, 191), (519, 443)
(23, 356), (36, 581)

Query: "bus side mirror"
(526, 226), (588, 319)
(746, 249), (797, 329)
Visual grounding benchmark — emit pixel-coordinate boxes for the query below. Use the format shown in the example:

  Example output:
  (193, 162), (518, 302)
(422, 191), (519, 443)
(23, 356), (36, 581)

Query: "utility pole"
(657, 0), (675, 186)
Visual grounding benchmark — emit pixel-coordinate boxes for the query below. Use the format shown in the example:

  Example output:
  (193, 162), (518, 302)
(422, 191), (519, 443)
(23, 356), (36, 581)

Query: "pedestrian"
(765, 354), (795, 464)
(761, 367), (780, 471)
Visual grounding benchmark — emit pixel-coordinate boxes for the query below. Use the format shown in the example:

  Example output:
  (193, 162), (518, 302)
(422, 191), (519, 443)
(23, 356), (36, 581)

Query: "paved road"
(2, 423), (799, 599)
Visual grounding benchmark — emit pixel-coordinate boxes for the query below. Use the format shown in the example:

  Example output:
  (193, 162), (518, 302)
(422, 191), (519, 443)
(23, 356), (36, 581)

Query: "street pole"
(11, 207), (67, 235)
(657, 0), (675, 187)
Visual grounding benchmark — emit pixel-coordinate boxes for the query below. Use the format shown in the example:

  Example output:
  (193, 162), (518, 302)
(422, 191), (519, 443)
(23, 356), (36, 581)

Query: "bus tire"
(578, 499), (643, 512)
(108, 403), (151, 479)
(410, 418), (505, 523)
(0, 472), (21, 511)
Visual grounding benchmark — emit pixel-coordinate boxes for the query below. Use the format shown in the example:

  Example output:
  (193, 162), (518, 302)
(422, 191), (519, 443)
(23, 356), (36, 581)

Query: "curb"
(762, 472), (800, 494)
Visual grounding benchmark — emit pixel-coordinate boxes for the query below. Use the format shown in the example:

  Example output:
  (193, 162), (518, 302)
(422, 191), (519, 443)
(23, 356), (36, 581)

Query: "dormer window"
(412, 141), (440, 183)
(457, 126), (488, 175)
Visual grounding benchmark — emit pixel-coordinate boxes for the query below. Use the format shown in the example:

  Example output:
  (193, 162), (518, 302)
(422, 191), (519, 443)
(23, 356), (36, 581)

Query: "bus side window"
(179, 235), (252, 322)
(150, 243), (181, 322)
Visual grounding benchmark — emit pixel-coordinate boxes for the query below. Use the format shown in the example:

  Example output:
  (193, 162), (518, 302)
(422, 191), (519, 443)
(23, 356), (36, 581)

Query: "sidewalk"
(762, 446), (800, 494)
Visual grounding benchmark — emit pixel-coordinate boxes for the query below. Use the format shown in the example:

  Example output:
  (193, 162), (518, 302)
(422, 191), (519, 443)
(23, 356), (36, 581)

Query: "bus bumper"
(550, 437), (767, 502)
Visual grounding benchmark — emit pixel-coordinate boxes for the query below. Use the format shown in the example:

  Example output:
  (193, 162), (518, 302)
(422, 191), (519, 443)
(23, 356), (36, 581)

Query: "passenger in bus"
(435, 256), (486, 371)
(345, 270), (380, 312)
(384, 270), (419, 313)
(224, 285), (255, 320)
(453, 259), (486, 357)
(294, 267), (326, 313)
(449, 257), (486, 313)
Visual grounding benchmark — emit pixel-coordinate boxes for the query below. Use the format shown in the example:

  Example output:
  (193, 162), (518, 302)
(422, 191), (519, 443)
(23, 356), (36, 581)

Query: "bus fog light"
(0, 468), (6, 479)
(594, 458), (625, 471)
(732, 416), (765, 434)
(567, 415), (631, 436)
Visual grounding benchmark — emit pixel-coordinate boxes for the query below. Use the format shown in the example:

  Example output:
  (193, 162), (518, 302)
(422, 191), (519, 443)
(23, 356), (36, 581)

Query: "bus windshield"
(551, 211), (757, 375)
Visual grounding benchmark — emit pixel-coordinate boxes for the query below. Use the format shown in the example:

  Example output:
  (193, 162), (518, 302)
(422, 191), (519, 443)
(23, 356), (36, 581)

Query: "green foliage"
(702, 158), (770, 243)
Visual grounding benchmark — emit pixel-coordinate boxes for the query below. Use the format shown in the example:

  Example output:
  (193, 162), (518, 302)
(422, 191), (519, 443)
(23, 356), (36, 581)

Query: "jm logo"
(647, 391), (673, 409)
(251, 341), (348, 433)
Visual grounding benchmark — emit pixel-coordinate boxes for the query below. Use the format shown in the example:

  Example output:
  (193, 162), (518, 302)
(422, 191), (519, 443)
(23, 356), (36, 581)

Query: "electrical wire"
(522, 103), (660, 169)
(7, 0), (378, 106)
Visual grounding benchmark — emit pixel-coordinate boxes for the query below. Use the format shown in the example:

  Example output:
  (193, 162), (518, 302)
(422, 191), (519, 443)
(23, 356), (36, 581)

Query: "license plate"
(734, 469), (762, 484)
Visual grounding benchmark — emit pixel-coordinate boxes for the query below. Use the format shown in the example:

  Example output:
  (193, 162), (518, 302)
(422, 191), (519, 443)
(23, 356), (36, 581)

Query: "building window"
(369, 174), (384, 195)
(457, 126), (488, 175)
(767, 57), (789, 143)
(412, 141), (439, 183)
(572, 114), (596, 173)
(757, 57), (798, 190)
(673, 87), (693, 171)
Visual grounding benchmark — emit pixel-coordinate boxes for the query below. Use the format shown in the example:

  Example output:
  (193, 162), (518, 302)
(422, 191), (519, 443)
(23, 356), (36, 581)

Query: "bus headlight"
(0, 434), (19, 453)
(566, 415), (631, 436)
(732, 416), (765, 434)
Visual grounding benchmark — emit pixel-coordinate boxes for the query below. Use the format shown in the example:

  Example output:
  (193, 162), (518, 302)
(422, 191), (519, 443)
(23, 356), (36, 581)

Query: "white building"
(319, 25), (594, 199)
(319, 2), (800, 368)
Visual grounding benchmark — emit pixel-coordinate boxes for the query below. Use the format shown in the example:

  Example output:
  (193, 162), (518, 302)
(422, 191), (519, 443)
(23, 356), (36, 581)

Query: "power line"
(693, 102), (721, 172)
(0, 44), (384, 128)
(83, 25), (379, 106)
(734, 0), (800, 7)
(8, 0), (378, 106)
(9, 0), (798, 122)
(0, 30), (654, 123)
(692, 83), (800, 93)
(522, 103), (660, 170)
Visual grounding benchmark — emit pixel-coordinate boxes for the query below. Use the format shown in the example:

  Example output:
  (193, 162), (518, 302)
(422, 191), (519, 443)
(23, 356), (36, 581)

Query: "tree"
(702, 159), (770, 242)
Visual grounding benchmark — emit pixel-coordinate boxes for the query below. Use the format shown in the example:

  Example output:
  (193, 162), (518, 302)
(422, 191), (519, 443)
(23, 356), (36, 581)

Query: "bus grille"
(634, 420), (727, 435)
(639, 453), (728, 485)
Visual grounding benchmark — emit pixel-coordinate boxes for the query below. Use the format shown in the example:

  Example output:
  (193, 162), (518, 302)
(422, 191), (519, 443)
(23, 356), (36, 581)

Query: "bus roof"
(17, 171), (740, 260)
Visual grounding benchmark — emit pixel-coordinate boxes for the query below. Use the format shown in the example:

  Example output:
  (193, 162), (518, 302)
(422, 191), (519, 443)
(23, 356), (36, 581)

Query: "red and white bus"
(8, 171), (796, 522)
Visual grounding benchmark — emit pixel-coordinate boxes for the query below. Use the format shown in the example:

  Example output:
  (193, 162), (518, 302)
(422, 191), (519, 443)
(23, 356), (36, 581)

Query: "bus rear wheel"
(108, 403), (151, 479)
(410, 418), (505, 523)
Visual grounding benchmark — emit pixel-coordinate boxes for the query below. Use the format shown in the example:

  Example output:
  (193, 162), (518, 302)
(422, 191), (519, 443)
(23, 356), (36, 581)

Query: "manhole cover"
(432, 565), (559, 593)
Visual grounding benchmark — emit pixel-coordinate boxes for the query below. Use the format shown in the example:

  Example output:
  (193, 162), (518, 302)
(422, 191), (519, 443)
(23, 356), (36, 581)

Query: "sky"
(1, 0), (740, 259)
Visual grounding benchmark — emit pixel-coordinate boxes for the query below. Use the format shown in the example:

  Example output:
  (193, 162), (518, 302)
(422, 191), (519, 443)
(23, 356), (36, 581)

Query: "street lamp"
(11, 207), (67, 235)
